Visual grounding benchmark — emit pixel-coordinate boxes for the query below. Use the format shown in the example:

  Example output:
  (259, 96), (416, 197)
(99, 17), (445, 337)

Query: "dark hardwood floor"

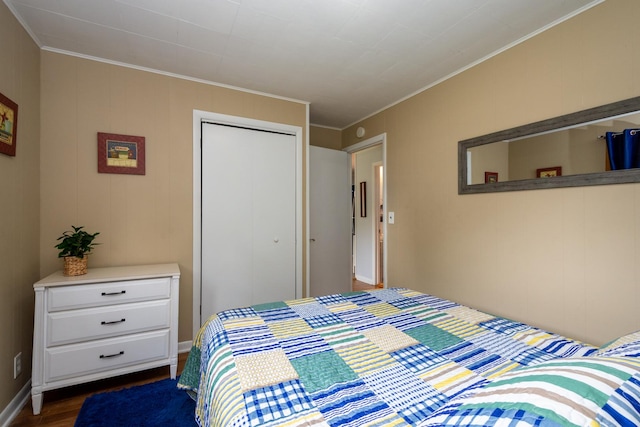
(10, 352), (188, 427)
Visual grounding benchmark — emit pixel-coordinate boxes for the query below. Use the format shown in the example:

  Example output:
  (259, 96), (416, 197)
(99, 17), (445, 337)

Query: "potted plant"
(55, 225), (100, 276)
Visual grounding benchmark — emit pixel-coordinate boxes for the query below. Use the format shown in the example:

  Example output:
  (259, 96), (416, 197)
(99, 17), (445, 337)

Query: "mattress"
(178, 288), (640, 426)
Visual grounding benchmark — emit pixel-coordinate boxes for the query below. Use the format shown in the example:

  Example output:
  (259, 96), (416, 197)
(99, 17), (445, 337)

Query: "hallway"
(352, 277), (383, 291)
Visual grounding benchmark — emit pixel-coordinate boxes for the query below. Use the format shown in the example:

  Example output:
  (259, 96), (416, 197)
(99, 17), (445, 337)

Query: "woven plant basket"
(63, 255), (88, 276)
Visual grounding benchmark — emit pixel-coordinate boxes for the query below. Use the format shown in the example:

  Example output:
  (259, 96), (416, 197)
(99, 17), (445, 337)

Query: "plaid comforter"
(178, 288), (599, 426)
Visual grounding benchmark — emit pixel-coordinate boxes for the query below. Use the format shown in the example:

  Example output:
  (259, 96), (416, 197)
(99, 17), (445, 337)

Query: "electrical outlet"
(13, 352), (22, 379)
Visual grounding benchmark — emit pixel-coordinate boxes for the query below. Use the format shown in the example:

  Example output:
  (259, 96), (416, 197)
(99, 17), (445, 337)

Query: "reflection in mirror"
(468, 112), (640, 184)
(459, 96), (640, 194)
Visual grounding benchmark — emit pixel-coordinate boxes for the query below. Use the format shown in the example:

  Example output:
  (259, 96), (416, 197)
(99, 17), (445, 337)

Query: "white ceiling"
(4, 0), (601, 129)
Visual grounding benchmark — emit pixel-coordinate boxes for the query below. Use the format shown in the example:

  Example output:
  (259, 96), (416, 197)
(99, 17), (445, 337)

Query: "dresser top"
(34, 263), (180, 288)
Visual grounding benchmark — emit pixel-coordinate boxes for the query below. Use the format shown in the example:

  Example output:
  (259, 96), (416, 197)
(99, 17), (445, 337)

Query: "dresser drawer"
(47, 278), (170, 312)
(45, 330), (170, 383)
(47, 300), (171, 346)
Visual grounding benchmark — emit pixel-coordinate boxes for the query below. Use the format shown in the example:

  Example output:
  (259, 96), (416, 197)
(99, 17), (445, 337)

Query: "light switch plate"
(388, 212), (395, 224)
(14, 352), (21, 379)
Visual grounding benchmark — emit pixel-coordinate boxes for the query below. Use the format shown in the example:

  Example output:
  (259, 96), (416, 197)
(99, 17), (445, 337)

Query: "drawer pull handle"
(100, 351), (124, 359)
(101, 290), (126, 296)
(101, 318), (126, 325)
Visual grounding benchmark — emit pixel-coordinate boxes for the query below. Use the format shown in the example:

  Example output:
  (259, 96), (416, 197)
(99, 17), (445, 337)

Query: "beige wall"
(470, 141), (509, 184)
(310, 125), (342, 150)
(0, 2), (40, 413)
(39, 52), (308, 343)
(343, 0), (640, 346)
(509, 132), (571, 180)
(508, 128), (606, 180)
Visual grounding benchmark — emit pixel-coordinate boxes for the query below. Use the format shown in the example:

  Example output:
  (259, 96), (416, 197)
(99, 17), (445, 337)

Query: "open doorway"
(347, 134), (386, 291)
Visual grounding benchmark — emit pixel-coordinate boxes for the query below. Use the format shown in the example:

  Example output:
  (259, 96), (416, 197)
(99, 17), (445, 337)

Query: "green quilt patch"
(177, 345), (201, 391)
(405, 323), (462, 351)
(252, 301), (289, 311)
(291, 350), (358, 393)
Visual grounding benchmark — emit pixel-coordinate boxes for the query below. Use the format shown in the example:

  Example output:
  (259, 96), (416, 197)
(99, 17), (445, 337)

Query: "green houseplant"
(55, 225), (100, 276)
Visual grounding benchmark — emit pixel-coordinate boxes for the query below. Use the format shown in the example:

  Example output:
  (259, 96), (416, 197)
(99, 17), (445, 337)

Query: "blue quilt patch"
(243, 379), (314, 426)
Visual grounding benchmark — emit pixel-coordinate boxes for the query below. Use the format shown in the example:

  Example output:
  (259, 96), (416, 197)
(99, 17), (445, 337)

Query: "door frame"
(193, 110), (304, 336)
(373, 161), (384, 285)
(345, 133), (387, 288)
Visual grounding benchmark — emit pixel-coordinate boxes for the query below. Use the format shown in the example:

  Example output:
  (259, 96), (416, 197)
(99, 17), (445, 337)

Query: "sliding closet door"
(201, 123), (297, 321)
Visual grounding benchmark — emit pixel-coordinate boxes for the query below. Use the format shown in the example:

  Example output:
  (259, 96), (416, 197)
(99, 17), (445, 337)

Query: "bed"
(178, 288), (640, 426)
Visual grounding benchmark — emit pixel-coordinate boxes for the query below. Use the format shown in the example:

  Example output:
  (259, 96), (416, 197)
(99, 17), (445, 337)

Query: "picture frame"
(484, 171), (498, 183)
(360, 181), (367, 217)
(536, 166), (562, 178)
(0, 91), (18, 157)
(97, 132), (145, 175)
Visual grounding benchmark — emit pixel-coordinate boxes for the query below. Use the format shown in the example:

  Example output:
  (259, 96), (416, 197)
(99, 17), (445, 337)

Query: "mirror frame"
(459, 96), (640, 194)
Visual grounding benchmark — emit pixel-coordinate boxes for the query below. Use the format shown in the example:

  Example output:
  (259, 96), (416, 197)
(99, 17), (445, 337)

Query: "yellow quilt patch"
(334, 341), (396, 375)
(223, 316), (265, 330)
(365, 302), (402, 318)
(268, 318), (314, 339)
(363, 324), (418, 353)
(445, 306), (495, 325)
(235, 349), (298, 391)
(328, 301), (359, 313)
(432, 317), (485, 339)
(284, 297), (316, 307)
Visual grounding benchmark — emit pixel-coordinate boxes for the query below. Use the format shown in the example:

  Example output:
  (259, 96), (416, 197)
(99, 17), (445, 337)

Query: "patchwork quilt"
(178, 288), (640, 426)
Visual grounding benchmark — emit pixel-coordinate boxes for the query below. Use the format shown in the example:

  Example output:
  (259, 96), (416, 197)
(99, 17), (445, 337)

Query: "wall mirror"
(459, 96), (640, 194)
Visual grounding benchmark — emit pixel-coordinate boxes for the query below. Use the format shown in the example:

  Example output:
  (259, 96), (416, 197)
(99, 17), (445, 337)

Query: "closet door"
(201, 123), (296, 320)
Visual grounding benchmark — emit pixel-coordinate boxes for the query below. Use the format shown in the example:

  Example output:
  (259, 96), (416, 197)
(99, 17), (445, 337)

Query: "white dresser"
(31, 263), (180, 415)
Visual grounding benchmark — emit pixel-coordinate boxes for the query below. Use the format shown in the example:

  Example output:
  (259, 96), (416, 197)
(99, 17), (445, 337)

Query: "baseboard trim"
(0, 379), (31, 427)
(179, 340), (193, 354)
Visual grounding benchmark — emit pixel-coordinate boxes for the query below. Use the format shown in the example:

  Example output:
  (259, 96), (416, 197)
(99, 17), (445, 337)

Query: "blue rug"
(75, 378), (196, 426)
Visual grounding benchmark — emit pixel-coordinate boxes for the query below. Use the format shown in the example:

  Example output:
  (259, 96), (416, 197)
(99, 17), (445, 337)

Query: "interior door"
(309, 146), (352, 296)
(201, 123), (297, 320)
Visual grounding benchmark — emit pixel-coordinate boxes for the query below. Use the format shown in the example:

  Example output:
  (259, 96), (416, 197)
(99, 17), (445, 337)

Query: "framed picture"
(484, 171), (498, 183)
(0, 91), (18, 157)
(536, 166), (562, 178)
(97, 132), (145, 175)
(360, 181), (366, 217)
